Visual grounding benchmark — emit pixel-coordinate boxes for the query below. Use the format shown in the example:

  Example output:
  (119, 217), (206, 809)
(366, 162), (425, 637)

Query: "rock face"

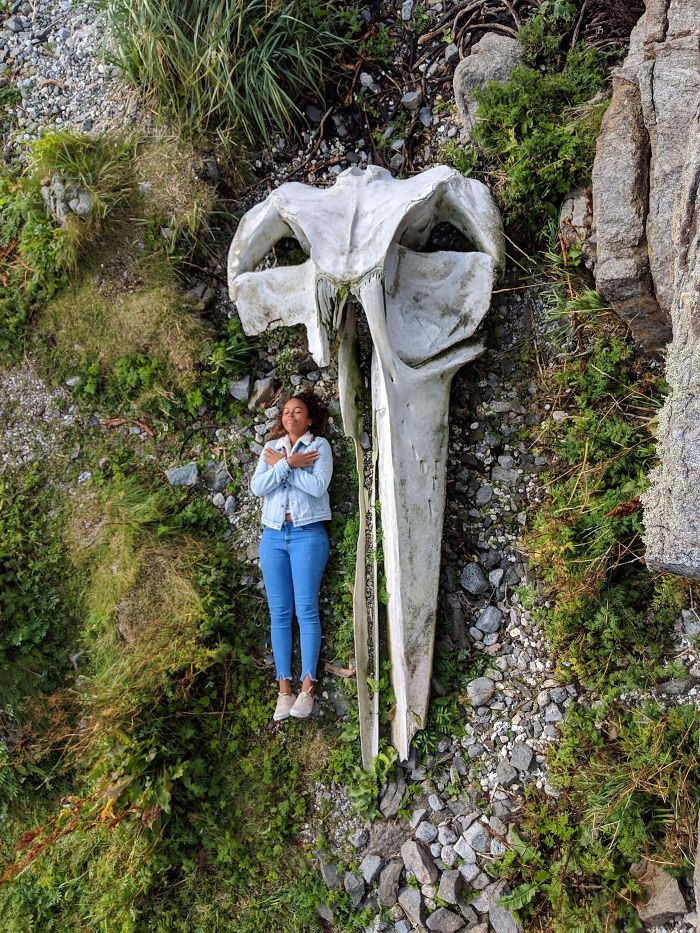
(591, 0), (700, 352)
(643, 119), (700, 578)
(453, 33), (524, 144)
(631, 859), (688, 925)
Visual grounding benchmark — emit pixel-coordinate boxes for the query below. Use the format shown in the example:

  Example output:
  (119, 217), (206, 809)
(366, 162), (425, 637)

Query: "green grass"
(0, 472), (363, 930)
(106, 0), (360, 149)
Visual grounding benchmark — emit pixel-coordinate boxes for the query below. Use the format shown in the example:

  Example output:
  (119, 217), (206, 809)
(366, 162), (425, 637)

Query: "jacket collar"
(274, 431), (314, 452)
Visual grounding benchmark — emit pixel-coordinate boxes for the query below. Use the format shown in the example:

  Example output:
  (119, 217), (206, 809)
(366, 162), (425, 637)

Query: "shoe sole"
(289, 708), (313, 719)
(273, 711), (291, 721)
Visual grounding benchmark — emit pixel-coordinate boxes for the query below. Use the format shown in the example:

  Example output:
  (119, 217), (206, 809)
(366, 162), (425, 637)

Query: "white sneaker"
(273, 692), (296, 721)
(289, 689), (315, 719)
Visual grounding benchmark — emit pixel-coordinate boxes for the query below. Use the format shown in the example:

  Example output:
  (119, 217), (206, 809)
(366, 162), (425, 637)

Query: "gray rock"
(643, 75), (700, 575)
(444, 42), (459, 64)
(401, 90), (422, 111)
(65, 375), (82, 387)
(495, 760), (518, 787)
(453, 834), (476, 862)
(248, 376), (277, 410)
(360, 853), (383, 884)
(426, 906), (464, 932)
(410, 807), (428, 828)
(463, 820), (490, 853)
(476, 606), (502, 633)
(437, 825), (458, 846)
(509, 742), (534, 772)
(319, 858), (341, 889)
(229, 375), (251, 401)
(398, 886), (425, 927)
(401, 0), (414, 20)
(380, 778), (406, 818)
(212, 492), (225, 508)
(349, 827), (370, 849)
(633, 859), (687, 925)
(467, 677), (495, 706)
(415, 821), (438, 843)
(683, 609), (700, 636)
(440, 844), (456, 867)
(165, 462), (198, 486)
(461, 561), (489, 594)
(458, 861), (480, 883)
(400, 840), (438, 884)
(203, 460), (231, 493)
(344, 871), (366, 907)
(544, 702), (563, 723)
(428, 794), (445, 812)
(453, 33), (524, 143)
(475, 484), (493, 506)
(378, 859), (403, 907)
(490, 899), (523, 933)
(368, 820), (412, 859)
(419, 106), (433, 128)
(224, 495), (237, 516)
(437, 869), (463, 905)
(70, 190), (92, 216)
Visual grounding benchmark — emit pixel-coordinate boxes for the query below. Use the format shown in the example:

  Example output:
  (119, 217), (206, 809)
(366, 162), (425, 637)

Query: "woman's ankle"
(279, 677), (293, 695)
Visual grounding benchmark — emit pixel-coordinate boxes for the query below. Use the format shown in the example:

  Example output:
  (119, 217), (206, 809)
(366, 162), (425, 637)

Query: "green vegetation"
(472, 44), (606, 237)
(0, 469), (363, 930)
(491, 248), (699, 927)
(106, 0), (360, 149)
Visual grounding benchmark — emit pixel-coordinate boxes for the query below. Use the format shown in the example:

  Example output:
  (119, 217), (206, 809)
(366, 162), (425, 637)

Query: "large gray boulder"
(642, 119), (700, 578)
(453, 33), (524, 144)
(591, 0), (700, 352)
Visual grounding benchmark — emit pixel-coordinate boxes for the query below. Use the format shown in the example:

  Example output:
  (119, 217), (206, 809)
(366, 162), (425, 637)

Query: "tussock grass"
(106, 0), (357, 148)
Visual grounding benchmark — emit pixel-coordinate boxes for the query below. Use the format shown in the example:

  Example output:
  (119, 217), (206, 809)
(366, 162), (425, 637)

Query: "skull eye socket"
(269, 236), (309, 268)
(411, 221), (478, 255)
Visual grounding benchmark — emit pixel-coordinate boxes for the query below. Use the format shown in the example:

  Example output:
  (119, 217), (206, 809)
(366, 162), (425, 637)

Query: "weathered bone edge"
(228, 165), (505, 765)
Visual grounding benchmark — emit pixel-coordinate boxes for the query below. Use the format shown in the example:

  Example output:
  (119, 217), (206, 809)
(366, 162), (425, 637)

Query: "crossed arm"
(250, 438), (333, 498)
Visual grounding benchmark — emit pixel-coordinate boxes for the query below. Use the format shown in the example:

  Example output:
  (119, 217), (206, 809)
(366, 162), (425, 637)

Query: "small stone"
(453, 835), (476, 862)
(544, 702), (563, 723)
(419, 106), (433, 128)
(224, 495), (237, 516)
(401, 0), (414, 20)
(437, 870), (463, 905)
(248, 376), (277, 410)
(489, 568), (505, 588)
(415, 821), (438, 843)
(428, 794), (445, 812)
(203, 459), (231, 492)
(319, 858), (341, 889)
(509, 742), (534, 772)
(212, 492), (225, 508)
(229, 375), (251, 401)
(475, 484), (494, 506)
(344, 871), (366, 907)
(378, 859), (403, 907)
(476, 606), (502, 633)
(165, 462), (199, 486)
(398, 886), (425, 927)
(467, 677), (495, 705)
(410, 807), (428, 829)
(463, 821), (490, 853)
(461, 562), (489, 594)
(360, 853), (383, 884)
(426, 907), (464, 932)
(458, 861), (480, 883)
(495, 760), (518, 787)
(633, 860), (688, 925)
(349, 828), (369, 849)
(381, 779), (406, 818)
(400, 90), (422, 111)
(400, 840), (438, 884)
(437, 825), (458, 846)
(65, 375), (82, 387)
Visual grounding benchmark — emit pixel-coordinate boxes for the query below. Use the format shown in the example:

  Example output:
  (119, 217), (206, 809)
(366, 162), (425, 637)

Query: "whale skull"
(228, 164), (505, 766)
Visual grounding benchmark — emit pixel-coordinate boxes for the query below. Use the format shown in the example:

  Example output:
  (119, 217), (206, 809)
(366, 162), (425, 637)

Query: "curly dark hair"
(267, 390), (330, 440)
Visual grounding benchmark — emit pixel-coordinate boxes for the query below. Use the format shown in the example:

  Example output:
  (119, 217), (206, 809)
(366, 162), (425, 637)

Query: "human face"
(282, 398), (312, 442)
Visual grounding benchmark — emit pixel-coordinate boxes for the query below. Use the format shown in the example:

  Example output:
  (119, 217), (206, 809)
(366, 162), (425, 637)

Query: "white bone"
(228, 165), (505, 765)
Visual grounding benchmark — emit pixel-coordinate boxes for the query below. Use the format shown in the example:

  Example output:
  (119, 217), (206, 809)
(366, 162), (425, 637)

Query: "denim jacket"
(250, 431), (333, 529)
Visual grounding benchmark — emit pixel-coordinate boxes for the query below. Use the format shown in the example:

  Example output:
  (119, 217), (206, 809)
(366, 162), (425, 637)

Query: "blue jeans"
(259, 521), (330, 682)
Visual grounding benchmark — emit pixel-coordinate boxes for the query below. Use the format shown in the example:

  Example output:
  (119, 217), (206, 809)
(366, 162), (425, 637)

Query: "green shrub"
(106, 0), (359, 148)
(472, 47), (607, 237)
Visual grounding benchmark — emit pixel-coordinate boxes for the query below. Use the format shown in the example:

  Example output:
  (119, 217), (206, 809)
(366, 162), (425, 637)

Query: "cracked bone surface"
(228, 165), (504, 765)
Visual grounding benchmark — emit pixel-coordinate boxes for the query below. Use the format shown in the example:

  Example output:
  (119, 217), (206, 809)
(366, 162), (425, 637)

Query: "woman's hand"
(287, 450), (319, 469)
(263, 448), (287, 465)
